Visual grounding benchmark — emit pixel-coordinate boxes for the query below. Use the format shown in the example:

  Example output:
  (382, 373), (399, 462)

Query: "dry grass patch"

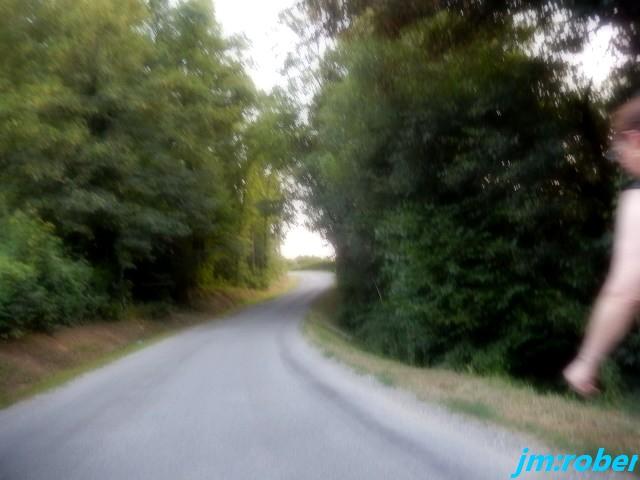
(304, 288), (640, 454)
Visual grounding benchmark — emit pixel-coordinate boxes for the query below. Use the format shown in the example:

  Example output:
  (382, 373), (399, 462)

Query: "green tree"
(290, 0), (639, 102)
(0, 212), (96, 338)
(297, 11), (616, 380)
(203, 91), (301, 288)
(0, 0), (258, 300)
(0, 0), (294, 334)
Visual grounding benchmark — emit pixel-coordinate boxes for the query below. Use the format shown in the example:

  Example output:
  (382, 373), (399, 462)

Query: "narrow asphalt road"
(0, 272), (623, 480)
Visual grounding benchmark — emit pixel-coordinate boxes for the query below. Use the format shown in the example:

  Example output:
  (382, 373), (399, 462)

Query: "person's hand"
(563, 356), (600, 397)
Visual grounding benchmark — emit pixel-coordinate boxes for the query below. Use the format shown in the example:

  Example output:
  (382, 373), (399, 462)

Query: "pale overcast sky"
(214, 0), (298, 91)
(212, 1), (617, 259)
(214, 0), (335, 259)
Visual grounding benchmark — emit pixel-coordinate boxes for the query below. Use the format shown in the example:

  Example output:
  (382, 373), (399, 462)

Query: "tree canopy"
(293, 1), (639, 385)
(0, 0), (296, 337)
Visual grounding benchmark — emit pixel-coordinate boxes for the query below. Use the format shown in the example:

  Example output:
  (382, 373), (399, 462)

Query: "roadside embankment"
(0, 275), (296, 408)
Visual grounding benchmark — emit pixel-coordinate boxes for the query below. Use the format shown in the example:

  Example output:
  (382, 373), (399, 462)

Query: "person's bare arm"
(564, 189), (640, 395)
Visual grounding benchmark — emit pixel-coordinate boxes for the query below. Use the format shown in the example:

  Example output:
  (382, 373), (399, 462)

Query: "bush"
(0, 212), (96, 338)
(301, 13), (615, 384)
(364, 203), (593, 379)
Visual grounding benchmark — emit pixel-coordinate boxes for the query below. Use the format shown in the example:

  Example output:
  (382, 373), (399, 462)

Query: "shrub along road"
(0, 272), (629, 480)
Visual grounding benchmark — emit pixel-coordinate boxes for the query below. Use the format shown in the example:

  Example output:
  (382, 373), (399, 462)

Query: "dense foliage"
(294, 3), (638, 384)
(0, 212), (97, 338)
(0, 0), (296, 337)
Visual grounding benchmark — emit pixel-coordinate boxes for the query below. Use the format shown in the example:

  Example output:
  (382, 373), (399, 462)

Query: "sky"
(214, 0), (335, 259)
(570, 24), (618, 86)
(214, 0), (298, 92)
(212, 0), (618, 259)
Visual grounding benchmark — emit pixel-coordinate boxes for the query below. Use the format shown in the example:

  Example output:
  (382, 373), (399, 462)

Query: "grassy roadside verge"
(286, 256), (336, 272)
(303, 288), (640, 455)
(0, 275), (297, 409)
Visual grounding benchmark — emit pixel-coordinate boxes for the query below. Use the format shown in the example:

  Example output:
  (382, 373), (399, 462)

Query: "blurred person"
(564, 96), (640, 396)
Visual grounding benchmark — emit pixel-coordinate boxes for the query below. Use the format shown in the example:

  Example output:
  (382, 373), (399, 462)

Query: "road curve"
(0, 272), (620, 480)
